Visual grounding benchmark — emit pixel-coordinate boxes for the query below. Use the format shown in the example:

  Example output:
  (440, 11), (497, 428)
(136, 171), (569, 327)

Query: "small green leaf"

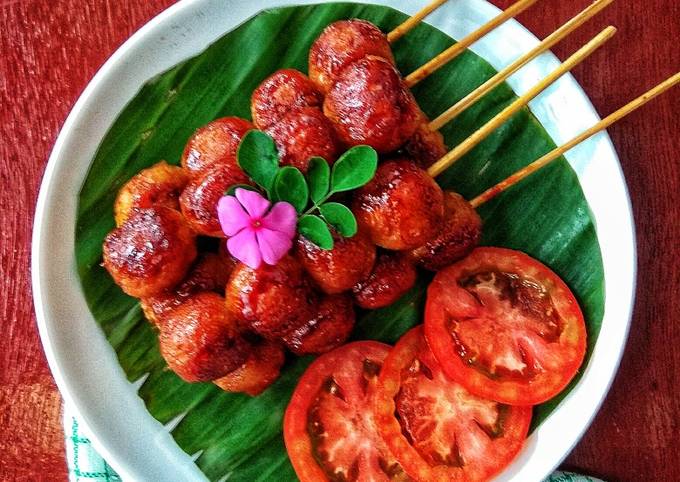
(307, 157), (330, 204)
(273, 166), (309, 213)
(319, 202), (357, 237)
(330, 145), (378, 193)
(237, 130), (280, 192)
(224, 184), (258, 196)
(298, 215), (334, 250)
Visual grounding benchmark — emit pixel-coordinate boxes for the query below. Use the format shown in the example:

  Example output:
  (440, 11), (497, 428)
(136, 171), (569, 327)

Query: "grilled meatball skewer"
(251, 70), (340, 173)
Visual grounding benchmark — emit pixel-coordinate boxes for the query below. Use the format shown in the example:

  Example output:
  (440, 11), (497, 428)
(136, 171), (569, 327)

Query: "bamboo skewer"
(469, 71), (680, 208)
(387, 0), (449, 43)
(427, 26), (617, 178)
(405, 0), (542, 87)
(429, 0), (615, 131)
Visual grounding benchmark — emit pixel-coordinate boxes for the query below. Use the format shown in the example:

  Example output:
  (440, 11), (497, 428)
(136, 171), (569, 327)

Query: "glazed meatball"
(409, 191), (482, 271)
(181, 117), (253, 180)
(352, 159), (444, 250)
(324, 55), (420, 153)
(251, 69), (323, 130)
(214, 339), (285, 396)
(114, 161), (189, 226)
(265, 107), (340, 172)
(103, 207), (197, 298)
(295, 230), (376, 294)
(405, 115), (448, 168)
(141, 253), (236, 327)
(225, 255), (317, 340)
(352, 251), (417, 309)
(159, 292), (249, 382)
(179, 165), (253, 237)
(309, 19), (394, 95)
(283, 294), (355, 355)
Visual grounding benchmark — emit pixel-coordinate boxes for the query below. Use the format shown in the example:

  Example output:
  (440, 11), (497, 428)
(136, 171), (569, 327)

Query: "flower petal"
(217, 195), (250, 237)
(256, 228), (293, 266)
(235, 188), (270, 218)
(262, 202), (298, 238)
(227, 228), (262, 269)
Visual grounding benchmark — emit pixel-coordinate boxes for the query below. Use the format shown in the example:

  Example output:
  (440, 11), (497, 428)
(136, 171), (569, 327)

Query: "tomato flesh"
(396, 352), (504, 467)
(454, 270), (563, 381)
(425, 247), (587, 405)
(285, 342), (410, 482)
(374, 327), (531, 482)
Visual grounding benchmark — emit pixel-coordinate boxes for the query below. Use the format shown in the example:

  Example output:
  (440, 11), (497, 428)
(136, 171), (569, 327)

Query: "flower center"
(250, 218), (263, 229)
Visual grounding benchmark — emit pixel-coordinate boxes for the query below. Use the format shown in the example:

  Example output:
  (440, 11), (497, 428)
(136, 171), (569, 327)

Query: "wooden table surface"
(1, 0), (678, 480)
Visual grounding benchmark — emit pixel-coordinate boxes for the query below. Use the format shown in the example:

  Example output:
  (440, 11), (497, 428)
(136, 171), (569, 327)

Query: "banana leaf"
(75, 3), (605, 480)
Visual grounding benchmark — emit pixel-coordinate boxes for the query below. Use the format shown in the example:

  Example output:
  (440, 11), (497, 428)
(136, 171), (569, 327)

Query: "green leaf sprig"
(299, 147), (377, 249)
(233, 131), (378, 250)
(235, 131), (280, 196)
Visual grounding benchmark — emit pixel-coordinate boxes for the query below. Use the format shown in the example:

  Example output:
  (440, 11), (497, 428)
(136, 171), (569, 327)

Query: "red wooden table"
(1, 0), (678, 480)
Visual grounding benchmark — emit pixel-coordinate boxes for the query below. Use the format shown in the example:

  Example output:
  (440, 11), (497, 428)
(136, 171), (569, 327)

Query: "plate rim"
(32, 0), (636, 480)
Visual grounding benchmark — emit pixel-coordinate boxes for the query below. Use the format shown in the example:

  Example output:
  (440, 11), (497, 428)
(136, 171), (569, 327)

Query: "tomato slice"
(424, 247), (587, 405)
(284, 341), (411, 482)
(374, 327), (531, 482)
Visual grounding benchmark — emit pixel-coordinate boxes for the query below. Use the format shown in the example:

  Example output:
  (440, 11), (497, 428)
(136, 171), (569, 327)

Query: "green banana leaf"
(75, 3), (605, 480)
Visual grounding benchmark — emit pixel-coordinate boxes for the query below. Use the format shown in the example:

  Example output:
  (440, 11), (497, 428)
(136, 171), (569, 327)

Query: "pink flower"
(217, 188), (297, 269)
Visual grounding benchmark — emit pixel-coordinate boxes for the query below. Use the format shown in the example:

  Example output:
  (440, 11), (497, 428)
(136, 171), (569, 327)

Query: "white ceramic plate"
(32, 0), (636, 480)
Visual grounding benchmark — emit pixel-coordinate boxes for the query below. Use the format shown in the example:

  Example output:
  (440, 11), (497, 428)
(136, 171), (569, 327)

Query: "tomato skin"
(284, 341), (399, 482)
(424, 247), (587, 406)
(374, 327), (531, 482)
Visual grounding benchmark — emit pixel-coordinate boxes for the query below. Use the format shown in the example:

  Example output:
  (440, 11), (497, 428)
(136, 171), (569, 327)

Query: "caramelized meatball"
(214, 339), (285, 396)
(225, 255), (317, 340)
(114, 161), (189, 226)
(251, 69), (323, 129)
(352, 251), (417, 309)
(409, 191), (482, 271)
(265, 107), (340, 172)
(295, 230), (376, 294)
(141, 253), (236, 327)
(159, 292), (249, 382)
(179, 165), (253, 237)
(283, 294), (355, 355)
(103, 207), (197, 298)
(309, 19), (394, 95)
(352, 159), (444, 250)
(324, 56), (420, 153)
(405, 115), (448, 168)
(181, 117), (253, 179)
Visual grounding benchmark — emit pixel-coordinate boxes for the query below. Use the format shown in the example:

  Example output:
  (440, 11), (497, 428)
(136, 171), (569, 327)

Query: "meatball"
(114, 161), (189, 226)
(324, 55), (420, 153)
(225, 255), (317, 340)
(214, 339), (285, 396)
(352, 159), (444, 250)
(405, 115), (448, 168)
(295, 230), (376, 294)
(141, 253), (236, 327)
(251, 69), (323, 130)
(309, 19), (394, 95)
(103, 207), (197, 298)
(409, 191), (482, 271)
(352, 251), (417, 309)
(159, 292), (249, 382)
(283, 294), (355, 355)
(265, 107), (340, 172)
(179, 165), (253, 237)
(181, 117), (253, 180)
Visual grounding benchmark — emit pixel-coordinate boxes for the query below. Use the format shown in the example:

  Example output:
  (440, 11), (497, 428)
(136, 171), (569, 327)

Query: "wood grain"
(1, 0), (677, 480)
